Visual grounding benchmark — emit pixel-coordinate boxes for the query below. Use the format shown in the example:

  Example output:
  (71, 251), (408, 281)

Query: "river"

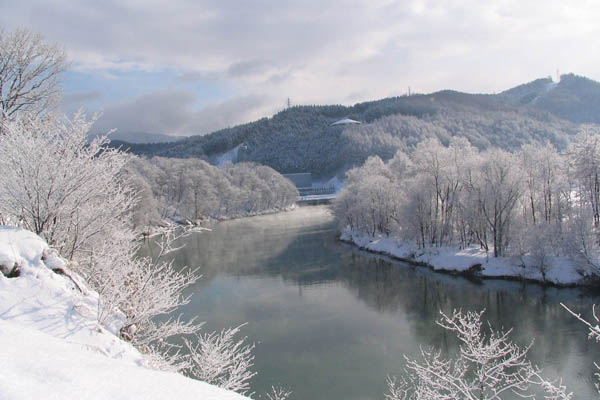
(162, 205), (600, 399)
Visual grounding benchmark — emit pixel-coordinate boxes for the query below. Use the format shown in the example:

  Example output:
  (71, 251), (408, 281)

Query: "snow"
(331, 118), (361, 126)
(341, 228), (586, 286)
(0, 226), (65, 276)
(214, 144), (241, 168)
(531, 80), (559, 104)
(545, 80), (558, 92)
(0, 226), (249, 400)
(0, 320), (249, 400)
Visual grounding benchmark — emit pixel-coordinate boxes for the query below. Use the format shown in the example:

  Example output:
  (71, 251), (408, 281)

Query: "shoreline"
(141, 205), (298, 236)
(338, 229), (599, 289)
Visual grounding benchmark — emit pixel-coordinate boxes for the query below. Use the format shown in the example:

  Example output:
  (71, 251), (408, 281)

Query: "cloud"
(177, 71), (222, 82)
(63, 90), (103, 104)
(61, 91), (104, 114)
(91, 90), (273, 136)
(227, 60), (272, 78)
(4, 0), (600, 133)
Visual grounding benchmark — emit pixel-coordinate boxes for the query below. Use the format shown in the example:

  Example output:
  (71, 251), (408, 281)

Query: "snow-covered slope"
(214, 143), (241, 167)
(0, 226), (248, 400)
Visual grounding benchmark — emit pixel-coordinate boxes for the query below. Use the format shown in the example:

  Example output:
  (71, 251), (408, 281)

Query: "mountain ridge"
(111, 73), (597, 176)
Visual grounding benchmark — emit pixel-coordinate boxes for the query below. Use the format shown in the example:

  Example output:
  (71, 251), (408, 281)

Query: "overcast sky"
(2, 0), (600, 136)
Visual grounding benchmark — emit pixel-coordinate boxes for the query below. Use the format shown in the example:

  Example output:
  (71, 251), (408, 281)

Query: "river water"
(163, 205), (600, 399)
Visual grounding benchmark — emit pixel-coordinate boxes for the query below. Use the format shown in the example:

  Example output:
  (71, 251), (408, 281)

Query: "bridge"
(296, 185), (337, 204)
(283, 173), (338, 204)
(296, 193), (337, 204)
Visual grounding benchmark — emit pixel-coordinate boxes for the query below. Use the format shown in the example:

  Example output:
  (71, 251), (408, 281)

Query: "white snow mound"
(0, 226), (65, 276)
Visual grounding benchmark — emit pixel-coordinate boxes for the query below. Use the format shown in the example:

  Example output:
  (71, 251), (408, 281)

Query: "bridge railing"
(298, 185), (336, 197)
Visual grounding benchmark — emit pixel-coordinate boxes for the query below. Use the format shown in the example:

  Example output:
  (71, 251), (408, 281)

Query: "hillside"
(112, 75), (599, 177)
(498, 73), (600, 124)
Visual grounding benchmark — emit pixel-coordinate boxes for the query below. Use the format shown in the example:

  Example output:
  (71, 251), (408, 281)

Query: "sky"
(2, 0), (600, 137)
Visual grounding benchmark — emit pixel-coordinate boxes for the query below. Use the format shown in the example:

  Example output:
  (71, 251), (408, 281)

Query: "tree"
(0, 28), (67, 120)
(184, 324), (257, 394)
(569, 127), (600, 228)
(0, 112), (134, 259)
(385, 309), (571, 400)
(465, 150), (522, 257)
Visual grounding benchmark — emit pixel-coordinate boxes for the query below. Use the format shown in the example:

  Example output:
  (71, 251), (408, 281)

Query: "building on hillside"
(330, 118), (361, 126)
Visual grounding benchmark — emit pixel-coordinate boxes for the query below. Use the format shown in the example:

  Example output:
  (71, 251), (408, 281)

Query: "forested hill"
(497, 73), (600, 124)
(112, 74), (600, 177)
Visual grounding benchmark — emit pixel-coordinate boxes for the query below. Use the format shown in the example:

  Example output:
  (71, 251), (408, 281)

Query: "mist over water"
(163, 206), (600, 399)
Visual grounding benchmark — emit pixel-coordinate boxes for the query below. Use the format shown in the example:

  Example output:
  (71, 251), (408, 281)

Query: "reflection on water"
(161, 205), (600, 399)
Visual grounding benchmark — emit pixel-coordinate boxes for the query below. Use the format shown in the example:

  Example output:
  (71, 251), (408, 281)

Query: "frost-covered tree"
(464, 150), (522, 257)
(0, 112), (134, 259)
(333, 134), (600, 268)
(569, 127), (600, 228)
(184, 324), (257, 394)
(407, 138), (474, 247)
(89, 227), (200, 354)
(124, 157), (297, 223)
(335, 155), (402, 236)
(519, 143), (566, 226)
(0, 28), (67, 120)
(385, 310), (571, 400)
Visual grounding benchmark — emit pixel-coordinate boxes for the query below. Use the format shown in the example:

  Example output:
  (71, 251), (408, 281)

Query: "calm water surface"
(163, 205), (600, 399)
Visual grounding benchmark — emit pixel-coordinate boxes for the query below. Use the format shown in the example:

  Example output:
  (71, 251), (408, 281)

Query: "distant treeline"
(123, 157), (298, 228)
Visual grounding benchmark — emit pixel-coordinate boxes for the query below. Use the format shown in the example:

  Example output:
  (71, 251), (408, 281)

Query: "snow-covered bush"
(184, 324), (257, 394)
(385, 309), (571, 400)
(84, 227), (199, 350)
(266, 386), (293, 400)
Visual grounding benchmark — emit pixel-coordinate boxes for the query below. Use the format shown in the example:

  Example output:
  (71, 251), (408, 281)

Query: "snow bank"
(0, 320), (248, 400)
(0, 226), (65, 276)
(0, 226), (248, 400)
(341, 228), (586, 286)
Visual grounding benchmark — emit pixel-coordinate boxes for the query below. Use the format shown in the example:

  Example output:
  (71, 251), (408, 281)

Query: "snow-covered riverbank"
(340, 229), (591, 287)
(0, 227), (248, 400)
